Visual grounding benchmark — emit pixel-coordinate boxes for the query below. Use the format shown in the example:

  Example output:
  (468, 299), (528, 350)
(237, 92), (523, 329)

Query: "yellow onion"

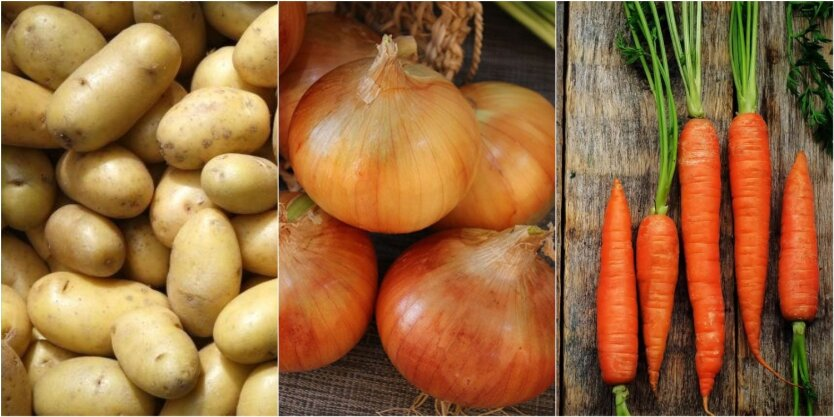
(289, 36), (482, 234)
(376, 226), (555, 408)
(278, 192), (378, 372)
(436, 82), (556, 230)
(279, 2), (306, 75)
(278, 13), (379, 158)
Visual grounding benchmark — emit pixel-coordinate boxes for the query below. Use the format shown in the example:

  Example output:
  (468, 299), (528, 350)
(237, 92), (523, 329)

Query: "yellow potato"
(121, 216), (170, 288)
(46, 23), (181, 151)
(202, 1), (271, 40)
(44, 204), (125, 277)
(2, 18), (21, 75)
(63, 1), (134, 37)
(27, 271), (169, 355)
(119, 82), (187, 164)
(241, 275), (273, 292)
(33, 357), (155, 416)
(160, 343), (252, 416)
(157, 87), (270, 169)
(1, 341), (31, 416)
(202, 153), (277, 214)
(1, 146), (55, 230)
(1, 233), (49, 299)
(7, 6), (106, 90)
(1, 1), (60, 21)
(1, 72), (59, 148)
(111, 306), (201, 399)
(2, 285), (31, 357)
(167, 208), (241, 337)
(133, 2), (206, 76)
(150, 167), (217, 248)
(56, 144), (154, 219)
(191, 46), (276, 110)
(21, 339), (76, 386)
(214, 279), (277, 364)
(231, 210), (277, 276)
(236, 362), (277, 416)
(233, 5), (277, 88)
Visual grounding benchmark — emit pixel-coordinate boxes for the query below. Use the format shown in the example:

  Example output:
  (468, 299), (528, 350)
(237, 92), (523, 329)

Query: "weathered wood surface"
(561, 2), (832, 415)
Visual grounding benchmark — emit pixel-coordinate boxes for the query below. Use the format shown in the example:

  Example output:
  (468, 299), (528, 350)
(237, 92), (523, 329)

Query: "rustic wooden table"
(559, 2), (832, 415)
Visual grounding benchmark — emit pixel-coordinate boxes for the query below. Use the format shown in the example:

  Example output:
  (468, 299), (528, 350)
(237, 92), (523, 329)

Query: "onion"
(436, 82), (556, 230)
(278, 13), (380, 158)
(376, 226), (555, 408)
(279, 2), (307, 75)
(289, 36), (482, 234)
(278, 192), (378, 372)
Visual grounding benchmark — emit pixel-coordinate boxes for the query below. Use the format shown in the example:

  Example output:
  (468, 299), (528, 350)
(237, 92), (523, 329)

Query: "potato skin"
(63, 1), (134, 37)
(157, 87), (270, 169)
(21, 339), (76, 386)
(1, 72), (59, 149)
(1, 341), (32, 416)
(133, 2), (206, 76)
(121, 216), (170, 287)
(2, 18), (21, 75)
(150, 167), (217, 248)
(202, 1), (271, 40)
(214, 279), (277, 364)
(231, 210), (277, 276)
(2, 285), (31, 357)
(7, 6), (106, 90)
(44, 204), (125, 277)
(168, 208), (241, 337)
(33, 356), (155, 416)
(233, 5), (278, 87)
(160, 343), (252, 416)
(1, 146), (55, 230)
(56, 145), (154, 218)
(1, 233), (48, 299)
(119, 82), (187, 164)
(26, 271), (169, 355)
(111, 306), (201, 399)
(46, 23), (181, 152)
(1, 1), (60, 21)
(191, 46), (276, 110)
(202, 153), (277, 214)
(236, 363), (277, 416)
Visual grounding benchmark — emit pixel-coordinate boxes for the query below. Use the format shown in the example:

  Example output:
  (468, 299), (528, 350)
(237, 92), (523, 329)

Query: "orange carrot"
(597, 179), (638, 416)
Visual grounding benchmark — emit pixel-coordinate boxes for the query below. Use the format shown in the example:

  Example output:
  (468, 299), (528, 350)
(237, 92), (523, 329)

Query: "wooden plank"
(555, 2), (565, 415)
(736, 3), (833, 415)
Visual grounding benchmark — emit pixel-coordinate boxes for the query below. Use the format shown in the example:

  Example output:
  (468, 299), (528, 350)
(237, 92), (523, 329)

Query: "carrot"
(665, 3), (725, 413)
(779, 151), (819, 415)
(597, 178), (638, 416)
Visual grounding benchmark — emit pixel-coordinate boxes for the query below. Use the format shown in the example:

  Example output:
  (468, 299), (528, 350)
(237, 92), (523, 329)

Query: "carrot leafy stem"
(730, 2), (760, 114)
(665, 1), (704, 118)
(612, 385), (632, 416)
(791, 321), (815, 416)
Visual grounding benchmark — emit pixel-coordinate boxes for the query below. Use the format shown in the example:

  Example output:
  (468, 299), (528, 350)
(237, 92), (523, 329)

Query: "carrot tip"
(754, 352), (798, 387)
(702, 396), (714, 416)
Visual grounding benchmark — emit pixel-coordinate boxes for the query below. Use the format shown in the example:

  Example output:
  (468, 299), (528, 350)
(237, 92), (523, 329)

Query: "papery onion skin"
(436, 82), (556, 230)
(278, 192), (378, 372)
(289, 39), (482, 234)
(278, 13), (379, 159)
(376, 227), (555, 408)
(278, 2), (306, 75)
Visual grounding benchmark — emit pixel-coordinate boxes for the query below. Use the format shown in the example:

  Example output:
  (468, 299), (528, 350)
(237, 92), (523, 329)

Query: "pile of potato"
(1, 2), (278, 415)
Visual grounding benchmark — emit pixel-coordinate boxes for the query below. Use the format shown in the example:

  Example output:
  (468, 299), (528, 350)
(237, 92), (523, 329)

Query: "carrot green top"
(730, 2), (760, 114)
(665, 1), (704, 119)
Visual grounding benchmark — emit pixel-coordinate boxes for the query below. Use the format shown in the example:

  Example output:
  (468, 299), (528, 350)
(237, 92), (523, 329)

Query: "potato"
(1, 341), (31, 416)
(157, 87), (271, 169)
(63, 1), (134, 37)
(202, 1), (271, 40)
(133, 2), (206, 76)
(236, 363), (277, 416)
(23, 225), (49, 261)
(2, 18), (20, 75)
(33, 356), (155, 416)
(120, 82), (187, 164)
(2, 146), (55, 230)
(191, 46), (276, 110)
(214, 279), (277, 364)
(56, 145), (154, 219)
(2, 285), (31, 357)
(46, 23), (181, 152)
(1, 72), (59, 149)
(1, 1), (60, 21)
(7, 6), (106, 90)
(241, 275), (272, 291)
(27, 271), (169, 355)
(121, 216), (170, 288)
(168, 208), (241, 337)
(1, 233), (49, 299)
(160, 343), (252, 416)
(232, 210), (277, 276)
(202, 153), (277, 214)
(45, 204), (125, 277)
(21, 339), (76, 387)
(233, 5), (277, 88)
(111, 306), (200, 399)
(150, 167), (217, 248)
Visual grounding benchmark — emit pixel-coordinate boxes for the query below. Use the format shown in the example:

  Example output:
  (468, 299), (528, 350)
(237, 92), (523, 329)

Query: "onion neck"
(285, 193), (316, 222)
(358, 35), (408, 104)
(472, 226), (549, 275)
